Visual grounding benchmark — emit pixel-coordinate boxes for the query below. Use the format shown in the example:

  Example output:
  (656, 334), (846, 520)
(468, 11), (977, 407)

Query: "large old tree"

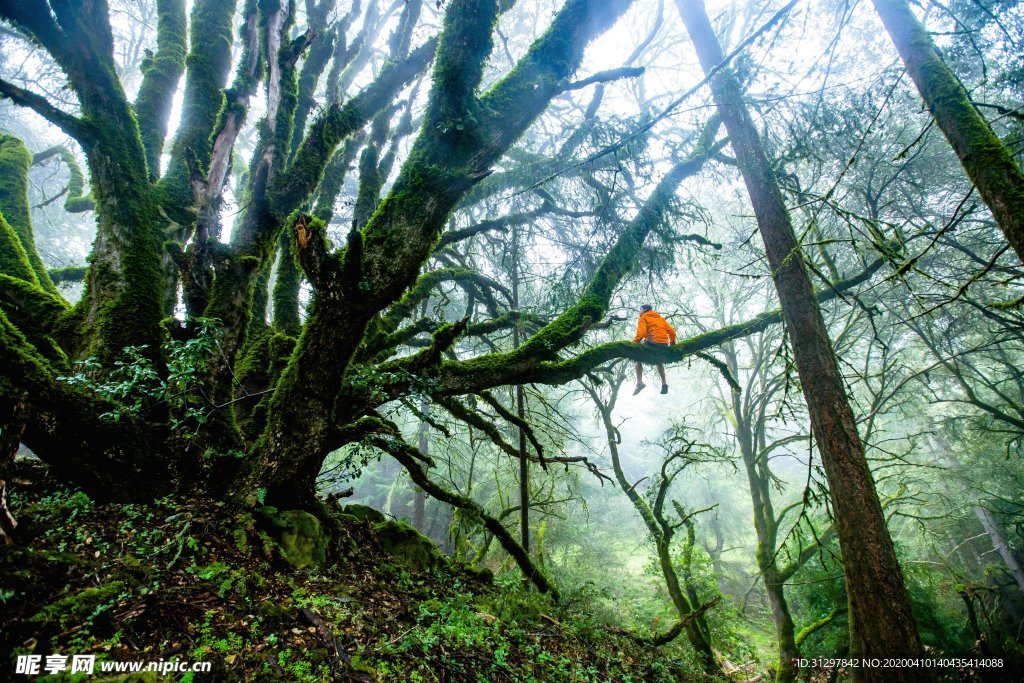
(0, 0), (744, 586)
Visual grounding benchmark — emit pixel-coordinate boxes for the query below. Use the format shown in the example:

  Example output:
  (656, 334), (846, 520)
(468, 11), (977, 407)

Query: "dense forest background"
(1, 0), (1023, 681)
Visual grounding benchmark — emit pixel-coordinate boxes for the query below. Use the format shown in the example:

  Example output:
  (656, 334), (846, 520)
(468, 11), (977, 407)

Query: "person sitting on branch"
(633, 304), (676, 395)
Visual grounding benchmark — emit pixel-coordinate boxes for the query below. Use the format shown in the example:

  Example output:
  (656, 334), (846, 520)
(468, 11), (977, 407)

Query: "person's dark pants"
(635, 341), (669, 387)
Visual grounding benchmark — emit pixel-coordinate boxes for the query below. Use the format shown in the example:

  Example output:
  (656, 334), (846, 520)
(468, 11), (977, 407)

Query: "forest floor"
(1, 460), (710, 682)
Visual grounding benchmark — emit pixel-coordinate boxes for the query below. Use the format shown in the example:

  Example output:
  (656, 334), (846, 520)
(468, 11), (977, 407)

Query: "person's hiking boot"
(633, 383), (646, 395)
(660, 384), (668, 394)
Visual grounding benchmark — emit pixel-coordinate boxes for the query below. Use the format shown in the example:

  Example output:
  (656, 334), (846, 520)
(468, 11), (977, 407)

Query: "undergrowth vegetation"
(1, 461), (705, 682)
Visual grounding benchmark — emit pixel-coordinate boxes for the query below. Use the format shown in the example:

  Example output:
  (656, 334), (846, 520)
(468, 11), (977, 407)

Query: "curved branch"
(32, 145), (94, 212)
(0, 78), (89, 141)
(428, 258), (885, 396)
(367, 424), (559, 599)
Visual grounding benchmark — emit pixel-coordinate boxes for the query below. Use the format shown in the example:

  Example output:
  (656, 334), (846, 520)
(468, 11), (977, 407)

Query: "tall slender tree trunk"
(589, 380), (720, 675)
(974, 506), (1024, 594)
(675, 1), (924, 677)
(726, 346), (800, 683)
(870, 0), (1024, 263)
(511, 223), (529, 553)
(413, 398), (428, 532)
(941, 448), (1024, 593)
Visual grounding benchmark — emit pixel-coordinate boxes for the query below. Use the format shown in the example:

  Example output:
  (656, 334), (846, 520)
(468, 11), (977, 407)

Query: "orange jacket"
(634, 310), (676, 345)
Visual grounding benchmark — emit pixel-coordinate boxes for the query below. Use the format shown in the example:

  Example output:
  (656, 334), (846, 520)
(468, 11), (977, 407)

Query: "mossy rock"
(340, 504), (386, 524)
(260, 508), (329, 567)
(372, 519), (448, 571)
(466, 565), (494, 585)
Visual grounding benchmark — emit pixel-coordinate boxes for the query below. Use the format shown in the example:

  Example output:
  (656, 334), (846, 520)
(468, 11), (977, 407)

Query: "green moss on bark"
(272, 229), (301, 335)
(0, 212), (37, 285)
(287, 0), (337, 161)
(77, 114), (165, 360)
(871, 0), (1024, 262)
(0, 135), (57, 294)
(32, 146), (95, 213)
(133, 0), (187, 178)
(157, 0), (239, 225)
(0, 273), (69, 365)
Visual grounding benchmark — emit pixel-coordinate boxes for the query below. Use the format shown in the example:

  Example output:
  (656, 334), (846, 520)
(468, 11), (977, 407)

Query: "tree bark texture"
(675, 0), (924, 677)
(871, 0), (1024, 263)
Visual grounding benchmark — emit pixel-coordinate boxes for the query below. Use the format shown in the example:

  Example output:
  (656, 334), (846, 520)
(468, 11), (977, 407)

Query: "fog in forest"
(1, 0), (1023, 681)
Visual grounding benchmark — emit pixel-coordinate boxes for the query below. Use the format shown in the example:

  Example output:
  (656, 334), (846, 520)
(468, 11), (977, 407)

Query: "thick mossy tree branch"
(287, 0), (339, 162)
(0, 213), (37, 286)
(375, 425), (559, 599)
(0, 309), (174, 500)
(312, 135), (363, 221)
(204, 0), (262, 214)
(351, 136), (383, 232)
(133, 0), (187, 179)
(263, 36), (439, 232)
(0, 1), (72, 65)
(475, 0), (633, 156)
(157, 0), (239, 225)
(0, 273), (69, 364)
(406, 317), (471, 371)
(423, 257), (885, 396)
(357, 317), (437, 363)
(32, 145), (95, 213)
(272, 229), (302, 335)
(0, 135), (58, 294)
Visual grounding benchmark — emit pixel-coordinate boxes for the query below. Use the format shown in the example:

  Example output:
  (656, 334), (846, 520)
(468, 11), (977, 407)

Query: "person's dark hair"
(640, 304), (653, 312)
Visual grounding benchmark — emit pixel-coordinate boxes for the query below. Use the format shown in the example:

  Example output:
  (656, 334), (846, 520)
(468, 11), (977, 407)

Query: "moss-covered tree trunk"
(0, 136), (57, 294)
(232, 0), (636, 507)
(1, 1), (168, 360)
(870, 0), (1024, 263)
(675, 1), (924, 679)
